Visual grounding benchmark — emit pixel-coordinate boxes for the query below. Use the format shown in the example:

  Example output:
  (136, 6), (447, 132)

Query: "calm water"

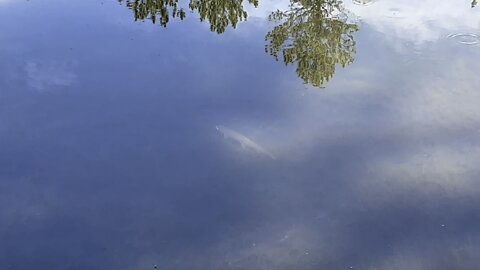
(1, 0), (480, 269)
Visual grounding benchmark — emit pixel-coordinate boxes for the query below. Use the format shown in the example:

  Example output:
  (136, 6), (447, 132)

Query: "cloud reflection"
(249, 0), (479, 48)
(24, 61), (77, 91)
(345, 0), (480, 47)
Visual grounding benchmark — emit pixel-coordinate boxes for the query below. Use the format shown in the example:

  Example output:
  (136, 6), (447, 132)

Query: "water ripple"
(447, 33), (480, 45)
(352, 0), (376, 6)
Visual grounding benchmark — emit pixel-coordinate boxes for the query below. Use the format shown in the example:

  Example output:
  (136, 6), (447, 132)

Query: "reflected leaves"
(119, 0), (358, 87)
(118, 0), (258, 33)
(265, 0), (358, 86)
(189, 0), (258, 33)
(120, 0), (186, 26)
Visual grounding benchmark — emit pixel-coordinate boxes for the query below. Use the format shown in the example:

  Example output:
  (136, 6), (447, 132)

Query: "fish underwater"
(216, 125), (276, 160)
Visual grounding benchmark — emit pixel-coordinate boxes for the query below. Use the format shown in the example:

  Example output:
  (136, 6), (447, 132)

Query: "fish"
(216, 125), (276, 160)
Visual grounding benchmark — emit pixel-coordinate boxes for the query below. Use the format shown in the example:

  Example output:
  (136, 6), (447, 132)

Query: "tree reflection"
(118, 0), (258, 33)
(189, 0), (258, 33)
(265, 0), (358, 87)
(119, 0), (358, 87)
(118, 0), (185, 26)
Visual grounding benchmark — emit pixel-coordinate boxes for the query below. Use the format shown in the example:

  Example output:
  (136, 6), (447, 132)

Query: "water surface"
(1, 0), (480, 269)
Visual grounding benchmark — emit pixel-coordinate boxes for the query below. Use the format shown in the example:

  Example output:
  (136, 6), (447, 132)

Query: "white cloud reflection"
(235, 0), (480, 196)
(24, 61), (77, 91)
(247, 0), (480, 47)
(345, 0), (480, 47)
(244, 0), (290, 19)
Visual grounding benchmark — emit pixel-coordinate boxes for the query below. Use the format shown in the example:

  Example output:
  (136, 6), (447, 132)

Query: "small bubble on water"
(385, 8), (404, 18)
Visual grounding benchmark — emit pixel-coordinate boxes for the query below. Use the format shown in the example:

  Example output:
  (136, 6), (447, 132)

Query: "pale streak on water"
(216, 125), (276, 160)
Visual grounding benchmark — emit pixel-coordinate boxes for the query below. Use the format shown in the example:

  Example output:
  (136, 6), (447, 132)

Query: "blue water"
(1, 0), (480, 269)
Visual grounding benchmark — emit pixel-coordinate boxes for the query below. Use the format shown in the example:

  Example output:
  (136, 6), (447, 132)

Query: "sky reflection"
(345, 0), (480, 48)
(0, 0), (479, 269)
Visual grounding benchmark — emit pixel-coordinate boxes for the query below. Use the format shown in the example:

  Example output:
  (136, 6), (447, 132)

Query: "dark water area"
(1, 0), (480, 269)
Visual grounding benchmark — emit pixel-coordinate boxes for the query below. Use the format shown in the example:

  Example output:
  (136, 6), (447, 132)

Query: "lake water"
(1, 0), (480, 269)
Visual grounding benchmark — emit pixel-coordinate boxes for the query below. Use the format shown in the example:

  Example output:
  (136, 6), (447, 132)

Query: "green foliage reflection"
(119, 0), (185, 26)
(189, 0), (258, 33)
(119, 0), (359, 87)
(265, 0), (359, 87)
(118, 0), (258, 33)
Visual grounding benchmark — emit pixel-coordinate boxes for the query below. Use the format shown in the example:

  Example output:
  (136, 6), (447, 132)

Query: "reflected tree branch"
(118, 0), (258, 33)
(119, 0), (185, 26)
(265, 0), (359, 87)
(189, 0), (258, 33)
(119, 0), (359, 87)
